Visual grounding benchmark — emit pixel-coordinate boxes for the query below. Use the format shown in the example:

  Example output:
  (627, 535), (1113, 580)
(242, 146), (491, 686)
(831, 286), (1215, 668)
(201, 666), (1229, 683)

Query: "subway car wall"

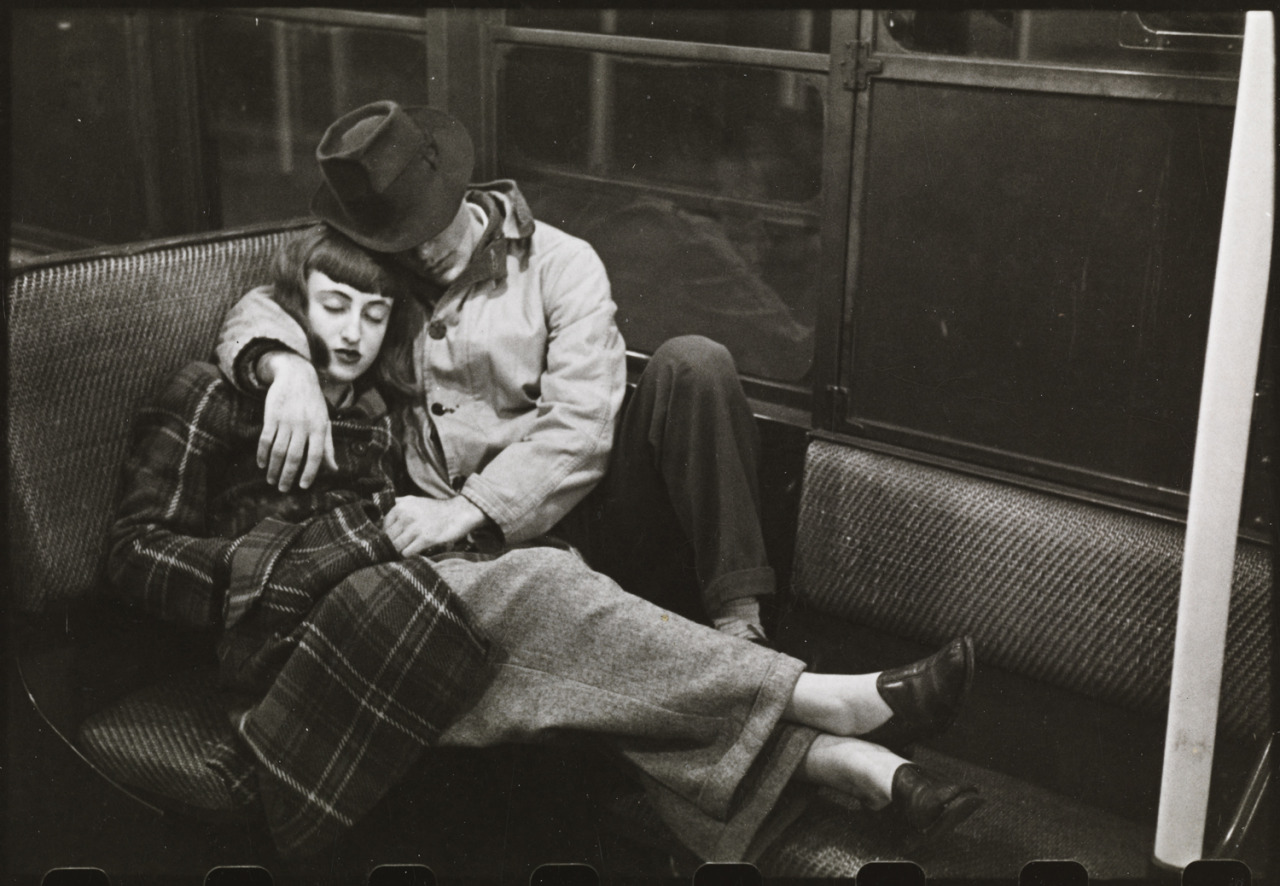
(7, 7), (1275, 883)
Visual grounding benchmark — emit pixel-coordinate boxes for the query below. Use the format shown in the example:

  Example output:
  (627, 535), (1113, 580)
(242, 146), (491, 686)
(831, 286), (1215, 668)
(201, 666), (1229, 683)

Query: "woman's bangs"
(309, 237), (394, 297)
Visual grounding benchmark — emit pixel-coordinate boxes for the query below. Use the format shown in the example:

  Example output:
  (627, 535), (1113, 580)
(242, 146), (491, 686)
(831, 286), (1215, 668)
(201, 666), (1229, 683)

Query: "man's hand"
(257, 351), (337, 491)
(385, 496), (489, 556)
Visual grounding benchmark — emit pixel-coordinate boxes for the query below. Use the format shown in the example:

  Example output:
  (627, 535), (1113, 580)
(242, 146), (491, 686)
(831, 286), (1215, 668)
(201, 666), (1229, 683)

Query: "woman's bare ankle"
(799, 734), (904, 808)
(788, 673), (895, 736)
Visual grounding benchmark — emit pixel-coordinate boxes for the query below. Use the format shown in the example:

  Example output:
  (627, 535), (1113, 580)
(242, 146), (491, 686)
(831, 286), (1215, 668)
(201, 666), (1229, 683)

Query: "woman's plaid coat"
(107, 360), (493, 856)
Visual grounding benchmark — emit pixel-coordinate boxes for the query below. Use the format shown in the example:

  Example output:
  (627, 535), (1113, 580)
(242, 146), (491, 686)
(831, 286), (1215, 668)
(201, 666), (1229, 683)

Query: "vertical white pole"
(1153, 10), (1275, 871)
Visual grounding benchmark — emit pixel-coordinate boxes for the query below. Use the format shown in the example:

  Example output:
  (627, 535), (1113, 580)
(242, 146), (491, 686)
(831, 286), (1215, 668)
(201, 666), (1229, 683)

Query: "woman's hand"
(257, 351), (337, 490)
(385, 495), (489, 556)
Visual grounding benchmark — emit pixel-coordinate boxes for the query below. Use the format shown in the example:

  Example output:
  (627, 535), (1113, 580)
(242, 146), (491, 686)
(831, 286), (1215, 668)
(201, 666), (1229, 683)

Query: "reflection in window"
(200, 13), (428, 227)
(1133, 12), (1244, 37)
(498, 47), (824, 383)
(880, 10), (1243, 76)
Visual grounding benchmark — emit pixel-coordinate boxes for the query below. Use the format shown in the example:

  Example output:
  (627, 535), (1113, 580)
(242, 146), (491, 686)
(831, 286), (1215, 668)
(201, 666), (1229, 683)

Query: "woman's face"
(305, 269), (393, 387)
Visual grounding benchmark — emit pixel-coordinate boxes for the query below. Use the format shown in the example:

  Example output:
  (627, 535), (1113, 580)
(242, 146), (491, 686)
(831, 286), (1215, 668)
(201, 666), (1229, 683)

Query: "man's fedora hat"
(312, 101), (474, 253)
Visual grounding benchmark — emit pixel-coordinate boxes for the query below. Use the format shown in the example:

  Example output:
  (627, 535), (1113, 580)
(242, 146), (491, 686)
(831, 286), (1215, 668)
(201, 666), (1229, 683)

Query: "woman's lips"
(333, 348), (361, 365)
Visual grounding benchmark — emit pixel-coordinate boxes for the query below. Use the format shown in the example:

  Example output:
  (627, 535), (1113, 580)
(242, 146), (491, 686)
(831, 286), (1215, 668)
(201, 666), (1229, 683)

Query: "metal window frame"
(490, 25), (830, 72)
(870, 52), (1239, 106)
(217, 8), (428, 33)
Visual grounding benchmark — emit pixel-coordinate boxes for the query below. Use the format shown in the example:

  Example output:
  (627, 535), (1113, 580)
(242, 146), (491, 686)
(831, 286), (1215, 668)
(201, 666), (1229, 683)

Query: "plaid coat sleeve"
(106, 362), (245, 627)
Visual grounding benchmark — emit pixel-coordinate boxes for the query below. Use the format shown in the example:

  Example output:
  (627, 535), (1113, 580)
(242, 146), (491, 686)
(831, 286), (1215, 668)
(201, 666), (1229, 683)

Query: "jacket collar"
(469, 179), (536, 240)
(443, 180), (536, 294)
(404, 180), (536, 301)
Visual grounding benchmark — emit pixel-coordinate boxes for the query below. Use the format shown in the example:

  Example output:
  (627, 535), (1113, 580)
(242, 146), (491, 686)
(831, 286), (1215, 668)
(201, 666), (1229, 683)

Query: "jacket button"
(431, 402), (446, 416)
(352, 442), (369, 455)
(428, 320), (447, 339)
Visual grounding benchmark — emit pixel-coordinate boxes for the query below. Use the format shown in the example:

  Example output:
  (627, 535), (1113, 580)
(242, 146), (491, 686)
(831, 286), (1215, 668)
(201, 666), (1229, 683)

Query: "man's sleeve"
(460, 242), (626, 543)
(214, 285), (313, 391)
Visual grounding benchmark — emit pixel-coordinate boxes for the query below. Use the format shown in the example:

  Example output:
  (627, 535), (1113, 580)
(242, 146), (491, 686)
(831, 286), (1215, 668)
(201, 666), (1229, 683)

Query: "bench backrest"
(792, 438), (1272, 744)
(7, 223), (309, 614)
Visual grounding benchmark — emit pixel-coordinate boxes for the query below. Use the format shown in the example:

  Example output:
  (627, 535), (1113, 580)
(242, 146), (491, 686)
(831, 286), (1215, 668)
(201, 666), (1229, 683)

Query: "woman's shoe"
(888, 763), (983, 845)
(860, 636), (975, 753)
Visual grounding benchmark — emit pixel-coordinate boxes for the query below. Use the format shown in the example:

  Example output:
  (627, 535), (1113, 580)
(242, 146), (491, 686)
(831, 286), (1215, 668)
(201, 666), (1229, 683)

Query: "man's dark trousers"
(557, 335), (775, 624)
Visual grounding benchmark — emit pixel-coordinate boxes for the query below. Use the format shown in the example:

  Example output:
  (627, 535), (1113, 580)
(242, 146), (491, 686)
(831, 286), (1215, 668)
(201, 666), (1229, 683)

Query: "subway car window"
(11, 11), (157, 253)
(9, 9), (429, 253)
(880, 10), (1244, 76)
(496, 45), (825, 385)
(505, 9), (831, 54)
(849, 84), (1231, 492)
(839, 9), (1247, 507)
(200, 12), (429, 228)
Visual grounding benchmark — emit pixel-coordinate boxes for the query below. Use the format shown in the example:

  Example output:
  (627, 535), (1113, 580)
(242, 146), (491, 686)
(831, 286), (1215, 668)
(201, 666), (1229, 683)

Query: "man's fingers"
(323, 426), (338, 472)
(278, 433), (309, 491)
(400, 535), (432, 558)
(257, 423), (278, 471)
(297, 423), (329, 490)
(265, 427), (292, 485)
(388, 526), (417, 555)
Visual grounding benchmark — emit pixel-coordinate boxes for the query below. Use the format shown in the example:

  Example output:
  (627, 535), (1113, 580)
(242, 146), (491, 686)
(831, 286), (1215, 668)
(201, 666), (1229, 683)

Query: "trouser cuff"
(705, 566), (776, 610)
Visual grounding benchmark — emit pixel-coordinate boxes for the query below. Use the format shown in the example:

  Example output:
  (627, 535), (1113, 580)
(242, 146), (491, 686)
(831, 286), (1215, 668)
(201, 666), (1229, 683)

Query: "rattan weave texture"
(77, 670), (259, 813)
(8, 233), (293, 613)
(792, 440), (1272, 742)
(757, 747), (1153, 879)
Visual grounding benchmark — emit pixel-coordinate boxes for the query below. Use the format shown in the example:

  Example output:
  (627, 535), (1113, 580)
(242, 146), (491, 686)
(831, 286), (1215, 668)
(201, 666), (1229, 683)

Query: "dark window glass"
(11, 11), (151, 249)
(199, 13), (429, 228)
(848, 80), (1234, 492)
(880, 10), (1243, 77)
(498, 47), (824, 384)
(507, 9), (830, 55)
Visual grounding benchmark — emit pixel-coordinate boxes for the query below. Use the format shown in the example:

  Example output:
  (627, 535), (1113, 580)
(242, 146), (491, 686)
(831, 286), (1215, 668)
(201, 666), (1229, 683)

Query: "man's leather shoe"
(861, 636), (974, 752)
(888, 763), (983, 845)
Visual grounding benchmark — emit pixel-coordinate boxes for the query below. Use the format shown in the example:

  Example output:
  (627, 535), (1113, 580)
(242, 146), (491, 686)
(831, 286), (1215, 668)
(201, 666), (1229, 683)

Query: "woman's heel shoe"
(888, 763), (983, 846)
(860, 636), (975, 752)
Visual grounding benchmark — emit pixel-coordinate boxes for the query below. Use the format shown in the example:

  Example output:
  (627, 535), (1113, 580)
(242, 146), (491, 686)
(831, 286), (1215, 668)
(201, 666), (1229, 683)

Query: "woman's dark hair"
(270, 224), (424, 403)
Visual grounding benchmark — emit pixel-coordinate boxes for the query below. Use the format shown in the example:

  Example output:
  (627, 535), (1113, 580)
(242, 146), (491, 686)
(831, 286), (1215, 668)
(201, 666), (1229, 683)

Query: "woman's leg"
(785, 672), (893, 736)
(429, 549), (976, 854)
(797, 734), (903, 808)
(786, 637), (975, 753)
(797, 735), (984, 842)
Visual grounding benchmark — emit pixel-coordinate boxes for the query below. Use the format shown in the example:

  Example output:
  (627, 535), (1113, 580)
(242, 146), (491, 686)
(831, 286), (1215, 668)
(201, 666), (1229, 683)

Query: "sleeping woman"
(107, 223), (984, 861)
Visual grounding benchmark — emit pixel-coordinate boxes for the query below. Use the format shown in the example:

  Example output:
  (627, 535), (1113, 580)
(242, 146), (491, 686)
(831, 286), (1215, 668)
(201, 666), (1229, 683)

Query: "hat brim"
(312, 106), (474, 254)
